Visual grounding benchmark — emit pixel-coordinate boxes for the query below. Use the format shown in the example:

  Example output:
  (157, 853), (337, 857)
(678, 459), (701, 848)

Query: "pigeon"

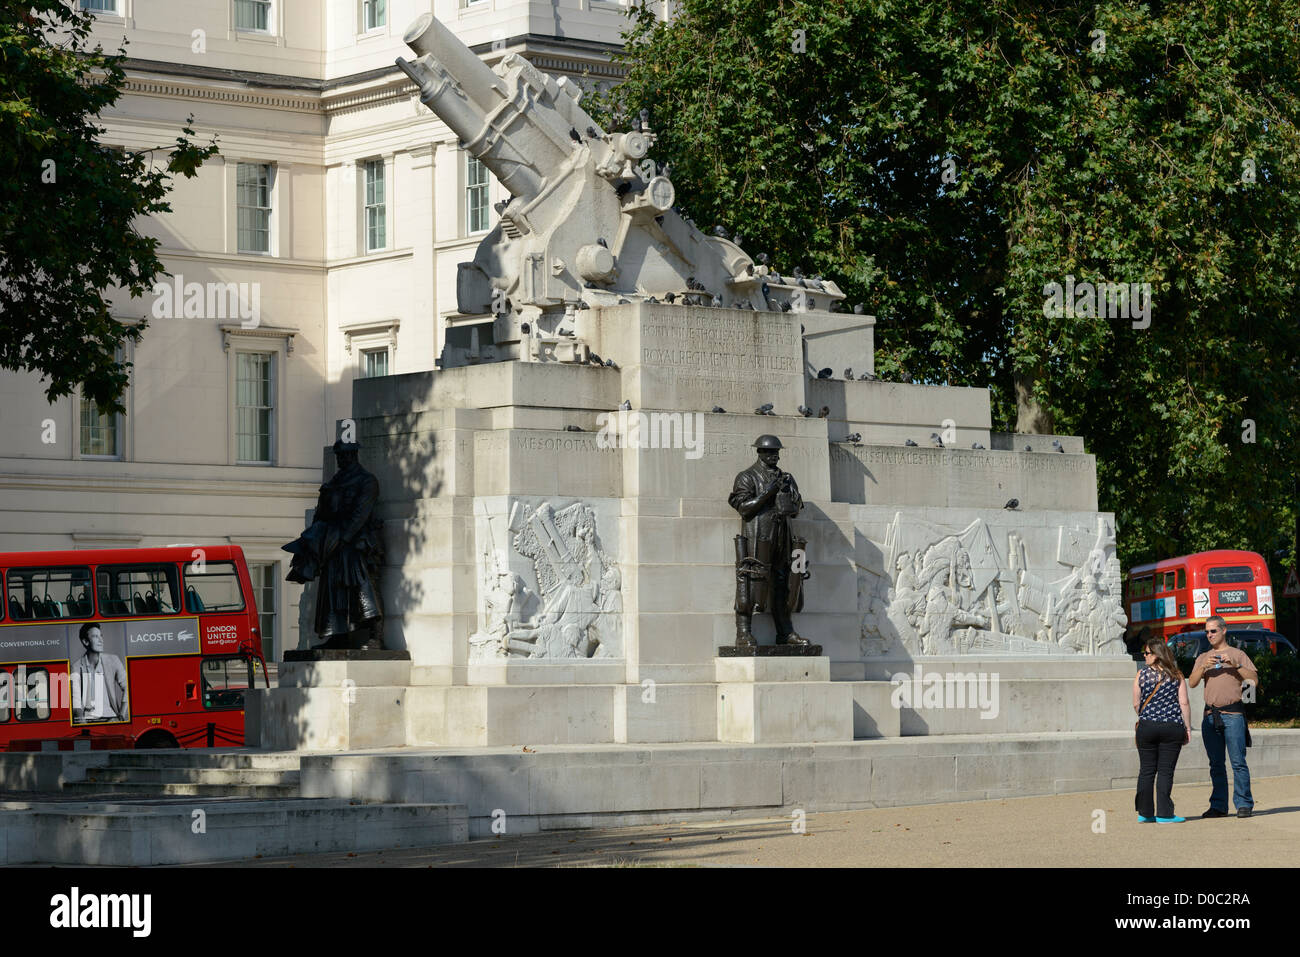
(754, 403), (775, 415)
(619, 400), (632, 411)
(798, 405), (814, 417)
(494, 199), (509, 214)
(779, 301), (792, 312)
(930, 433), (944, 448)
(844, 368), (853, 379)
(662, 162), (673, 179)
(1004, 499), (1020, 510)
(793, 267), (804, 279)
(859, 372), (877, 381)
(746, 263), (755, 275)
(588, 352), (602, 365)
(905, 439), (919, 447)
(818, 406), (830, 418)
(639, 108), (650, 128)
(586, 126), (599, 139)
(711, 406), (726, 414)
(817, 368), (833, 379)
(712, 226), (730, 239)
(565, 425), (584, 432)
(1024, 444), (1033, 452)
(647, 296), (658, 303)
(853, 304), (865, 315)
(569, 127), (582, 143)
(710, 295), (723, 307)
(597, 237), (608, 247)
(1052, 440), (1064, 453)
(654, 215), (665, 226)
(732, 234), (743, 248)
(520, 322), (531, 334)
(604, 358), (619, 370)
(756, 252), (769, 265)
(664, 292), (677, 304)
(846, 432), (862, 444)
(577, 300), (590, 310)
(617, 298), (631, 304)
(971, 442), (985, 450)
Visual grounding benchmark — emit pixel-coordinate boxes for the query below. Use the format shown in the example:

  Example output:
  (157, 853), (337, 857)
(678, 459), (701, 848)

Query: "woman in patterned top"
(1133, 638), (1192, 822)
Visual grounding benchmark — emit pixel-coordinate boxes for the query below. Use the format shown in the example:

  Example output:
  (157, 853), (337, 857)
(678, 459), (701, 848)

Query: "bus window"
(96, 565), (181, 617)
(1208, 566), (1254, 585)
(201, 656), (251, 710)
(1175, 568), (1186, 589)
(6, 567), (92, 621)
(1163, 571), (1176, 592)
(17, 669), (50, 721)
(185, 562), (246, 613)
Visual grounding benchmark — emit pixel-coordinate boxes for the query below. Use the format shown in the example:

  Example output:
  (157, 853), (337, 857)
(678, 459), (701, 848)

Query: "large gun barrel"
(403, 12), (504, 112)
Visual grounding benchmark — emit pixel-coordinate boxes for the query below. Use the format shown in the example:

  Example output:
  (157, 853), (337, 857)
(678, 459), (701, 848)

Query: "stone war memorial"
(245, 12), (1141, 831)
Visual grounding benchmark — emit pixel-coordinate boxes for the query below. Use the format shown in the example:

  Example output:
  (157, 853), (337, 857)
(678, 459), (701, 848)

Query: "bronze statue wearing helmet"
(727, 434), (810, 648)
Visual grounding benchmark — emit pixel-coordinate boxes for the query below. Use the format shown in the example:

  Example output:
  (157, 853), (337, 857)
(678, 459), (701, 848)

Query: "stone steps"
(79, 767), (301, 786)
(63, 780), (301, 799)
(0, 798), (468, 865)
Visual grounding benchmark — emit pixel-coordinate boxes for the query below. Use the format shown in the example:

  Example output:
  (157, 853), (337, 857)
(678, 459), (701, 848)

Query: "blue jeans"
(1201, 711), (1252, 812)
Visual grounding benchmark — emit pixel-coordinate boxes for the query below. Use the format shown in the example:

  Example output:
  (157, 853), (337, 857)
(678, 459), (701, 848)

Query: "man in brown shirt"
(1187, 616), (1258, 818)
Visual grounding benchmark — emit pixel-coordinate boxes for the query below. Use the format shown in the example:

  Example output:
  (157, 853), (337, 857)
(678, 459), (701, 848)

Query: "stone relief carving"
(469, 500), (623, 660)
(859, 513), (1126, 656)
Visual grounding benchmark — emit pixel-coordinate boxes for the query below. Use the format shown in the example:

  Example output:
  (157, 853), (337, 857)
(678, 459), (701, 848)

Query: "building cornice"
(119, 34), (628, 117)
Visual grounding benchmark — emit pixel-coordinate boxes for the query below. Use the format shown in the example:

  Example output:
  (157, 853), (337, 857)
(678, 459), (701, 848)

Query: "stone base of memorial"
(715, 656), (852, 743)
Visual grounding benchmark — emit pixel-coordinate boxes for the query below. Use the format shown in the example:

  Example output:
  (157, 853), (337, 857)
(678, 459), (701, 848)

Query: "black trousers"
(1135, 719), (1185, 818)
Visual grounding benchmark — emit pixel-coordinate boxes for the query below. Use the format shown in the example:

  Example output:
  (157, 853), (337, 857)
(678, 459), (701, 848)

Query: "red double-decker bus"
(0, 545), (268, 751)
(1124, 549), (1276, 650)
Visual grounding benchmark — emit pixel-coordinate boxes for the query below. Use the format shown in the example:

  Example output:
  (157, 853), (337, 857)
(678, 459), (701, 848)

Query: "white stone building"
(0, 0), (663, 659)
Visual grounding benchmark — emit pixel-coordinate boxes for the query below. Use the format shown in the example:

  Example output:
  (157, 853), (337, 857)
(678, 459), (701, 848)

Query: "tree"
(594, 0), (1300, 571)
(0, 0), (216, 414)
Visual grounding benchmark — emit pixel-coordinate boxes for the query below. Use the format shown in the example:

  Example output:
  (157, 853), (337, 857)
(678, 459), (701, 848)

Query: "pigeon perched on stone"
(588, 351), (601, 365)
(853, 304), (865, 315)
(844, 368), (853, 379)
(711, 295), (723, 307)
(859, 372), (877, 381)
(818, 406), (830, 418)
(779, 301), (792, 312)
(846, 432), (862, 444)
(521, 322), (531, 334)
(569, 127), (582, 143)
(971, 442), (986, 450)
(1024, 444), (1033, 452)
(754, 403), (775, 415)
(619, 400), (632, 411)
(597, 237), (608, 247)
(565, 425), (584, 432)
(816, 368), (833, 379)
(664, 292), (677, 303)
(1004, 499), (1020, 510)
(711, 406), (726, 414)
(586, 126), (599, 139)
(1052, 439), (1064, 453)
(930, 433), (944, 448)
(904, 439), (918, 447)
(604, 358), (619, 370)
(661, 162), (673, 179)
(712, 226), (730, 239)
(577, 300), (590, 310)
(798, 405), (814, 417)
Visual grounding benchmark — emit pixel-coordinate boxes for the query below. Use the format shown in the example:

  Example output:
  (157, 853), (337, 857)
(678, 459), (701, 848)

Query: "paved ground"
(208, 774), (1300, 868)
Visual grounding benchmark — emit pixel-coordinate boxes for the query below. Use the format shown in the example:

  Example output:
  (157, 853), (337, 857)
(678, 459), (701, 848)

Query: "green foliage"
(0, 0), (217, 414)
(592, 0), (1300, 571)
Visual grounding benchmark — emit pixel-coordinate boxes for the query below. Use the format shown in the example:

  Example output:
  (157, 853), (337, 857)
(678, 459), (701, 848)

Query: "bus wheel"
(135, 730), (179, 750)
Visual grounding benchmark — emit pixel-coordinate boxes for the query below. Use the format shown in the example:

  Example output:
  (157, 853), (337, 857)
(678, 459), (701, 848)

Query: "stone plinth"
(715, 655), (852, 743)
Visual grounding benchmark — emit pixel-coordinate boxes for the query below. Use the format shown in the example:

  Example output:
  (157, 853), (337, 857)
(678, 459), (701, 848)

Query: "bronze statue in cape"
(283, 439), (386, 650)
(729, 434), (811, 649)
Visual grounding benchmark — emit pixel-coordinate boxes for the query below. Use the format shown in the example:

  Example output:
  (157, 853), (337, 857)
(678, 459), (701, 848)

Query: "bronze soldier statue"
(283, 440), (386, 650)
(728, 435), (809, 648)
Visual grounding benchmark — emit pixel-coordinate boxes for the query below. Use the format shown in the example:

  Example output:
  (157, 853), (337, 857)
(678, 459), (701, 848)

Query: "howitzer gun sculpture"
(396, 13), (847, 368)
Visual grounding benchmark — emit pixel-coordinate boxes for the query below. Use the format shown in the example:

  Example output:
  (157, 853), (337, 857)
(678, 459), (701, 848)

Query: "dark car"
(1167, 629), (1297, 659)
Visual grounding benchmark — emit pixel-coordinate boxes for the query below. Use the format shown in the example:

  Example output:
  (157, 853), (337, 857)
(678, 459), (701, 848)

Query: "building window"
(80, 0), (120, 12)
(364, 159), (386, 252)
(235, 0), (272, 32)
(80, 347), (125, 458)
(248, 563), (278, 660)
(235, 352), (274, 463)
(360, 347), (389, 379)
(362, 0), (386, 31)
(466, 154), (489, 234)
(237, 163), (272, 253)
